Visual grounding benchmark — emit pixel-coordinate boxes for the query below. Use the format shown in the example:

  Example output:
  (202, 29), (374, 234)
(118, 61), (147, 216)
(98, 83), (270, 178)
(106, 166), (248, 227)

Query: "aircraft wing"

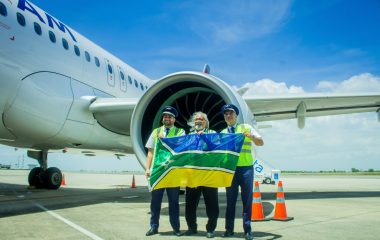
(89, 98), (138, 135)
(88, 93), (380, 134)
(244, 93), (380, 127)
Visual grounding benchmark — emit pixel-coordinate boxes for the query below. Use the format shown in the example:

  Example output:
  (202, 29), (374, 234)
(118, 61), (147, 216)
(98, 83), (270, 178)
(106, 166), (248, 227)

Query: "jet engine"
(130, 71), (255, 169)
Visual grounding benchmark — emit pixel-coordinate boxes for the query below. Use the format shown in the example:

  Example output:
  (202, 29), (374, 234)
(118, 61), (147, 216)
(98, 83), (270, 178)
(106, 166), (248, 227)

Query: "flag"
(149, 133), (245, 190)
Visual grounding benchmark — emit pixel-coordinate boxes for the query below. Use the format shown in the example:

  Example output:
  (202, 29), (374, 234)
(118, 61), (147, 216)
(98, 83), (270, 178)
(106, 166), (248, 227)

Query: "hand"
(197, 131), (204, 135)
(158, 133), (164, 138)
(145, 169), (150, 178)
(244, 131), (253, 138)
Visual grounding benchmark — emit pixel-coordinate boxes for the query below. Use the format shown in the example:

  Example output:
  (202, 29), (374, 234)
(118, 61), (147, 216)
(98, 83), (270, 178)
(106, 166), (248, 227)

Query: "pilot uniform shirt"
(227, 123), (262, 138)
(145, 126), (185, 149)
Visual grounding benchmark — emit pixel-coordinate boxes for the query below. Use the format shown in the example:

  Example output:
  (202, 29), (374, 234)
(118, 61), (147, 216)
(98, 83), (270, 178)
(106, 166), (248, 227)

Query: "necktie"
(165, 128), (170, 137)
(230, 127), (235, 133)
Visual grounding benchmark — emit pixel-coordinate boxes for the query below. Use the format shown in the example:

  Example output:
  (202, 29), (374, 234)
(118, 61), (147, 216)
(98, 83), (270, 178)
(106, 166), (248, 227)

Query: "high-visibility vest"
(222, 123), (255, 166)
(153, 126), (184, 146)
(189, 128), (215, 134)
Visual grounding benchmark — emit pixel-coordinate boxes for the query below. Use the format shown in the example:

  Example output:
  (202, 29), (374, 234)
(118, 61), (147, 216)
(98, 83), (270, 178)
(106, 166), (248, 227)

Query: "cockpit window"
(0, 2), (8, 17)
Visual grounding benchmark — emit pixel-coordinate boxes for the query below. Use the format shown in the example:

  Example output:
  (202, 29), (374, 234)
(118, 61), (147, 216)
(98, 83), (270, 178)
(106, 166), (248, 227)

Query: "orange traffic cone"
(251, 181), (270, 221)
(271, 181), (293, 221)
(131, 174), (136, 188)
(61, 173), (66, 186)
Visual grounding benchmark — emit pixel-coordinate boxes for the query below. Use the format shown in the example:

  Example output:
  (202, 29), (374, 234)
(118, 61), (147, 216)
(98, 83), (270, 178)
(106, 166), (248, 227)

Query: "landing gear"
(27, 150), (63, 189)
(44, 167), (62, 189)
(28, 167), (45, 189)
(264, 177), (272, 184)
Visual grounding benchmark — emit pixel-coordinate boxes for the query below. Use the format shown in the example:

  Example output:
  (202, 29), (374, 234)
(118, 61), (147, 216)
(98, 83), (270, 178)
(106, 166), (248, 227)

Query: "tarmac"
(1, 170), (380, 240)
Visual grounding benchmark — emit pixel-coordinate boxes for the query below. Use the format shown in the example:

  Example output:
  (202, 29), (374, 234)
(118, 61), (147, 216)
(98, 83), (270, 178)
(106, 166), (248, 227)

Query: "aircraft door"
(117, 65), (127, 92)
(105, 59), (115, 87)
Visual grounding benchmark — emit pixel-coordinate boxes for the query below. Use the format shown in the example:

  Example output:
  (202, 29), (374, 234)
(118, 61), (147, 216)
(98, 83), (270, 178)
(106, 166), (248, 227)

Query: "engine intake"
(131, 71), (251, 169)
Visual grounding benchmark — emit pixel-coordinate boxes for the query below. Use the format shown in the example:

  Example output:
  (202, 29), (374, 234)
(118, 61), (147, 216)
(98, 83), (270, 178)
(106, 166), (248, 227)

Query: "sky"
(1, 0), (380, 172)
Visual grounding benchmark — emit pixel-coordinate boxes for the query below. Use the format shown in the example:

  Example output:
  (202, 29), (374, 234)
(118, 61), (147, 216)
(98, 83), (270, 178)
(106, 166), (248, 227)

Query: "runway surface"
(1, 170), (380, 239)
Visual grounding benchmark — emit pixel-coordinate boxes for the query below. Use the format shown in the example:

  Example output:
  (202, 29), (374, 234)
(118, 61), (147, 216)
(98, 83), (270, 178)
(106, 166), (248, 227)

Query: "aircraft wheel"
(44, 167), (62, 189)
(28, 167), (45, 188)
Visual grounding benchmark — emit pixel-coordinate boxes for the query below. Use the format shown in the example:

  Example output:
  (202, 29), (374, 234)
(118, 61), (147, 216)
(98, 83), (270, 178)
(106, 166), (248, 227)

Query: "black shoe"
(184, 229), (198, 235)
(223, 230), (234, 237)
(245, 232), (253, 240)
(145, 228), (158, 236)
(173, 230), (182, 236)
(206, 231), (215, 238)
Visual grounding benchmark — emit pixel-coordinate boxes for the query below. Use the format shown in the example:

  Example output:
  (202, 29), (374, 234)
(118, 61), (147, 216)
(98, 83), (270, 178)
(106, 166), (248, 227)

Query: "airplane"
(1, 0), (379, 189)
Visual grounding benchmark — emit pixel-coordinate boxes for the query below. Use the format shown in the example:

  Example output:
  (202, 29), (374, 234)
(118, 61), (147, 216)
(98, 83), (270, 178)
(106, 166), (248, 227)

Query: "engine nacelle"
(131, 71), (254, 169)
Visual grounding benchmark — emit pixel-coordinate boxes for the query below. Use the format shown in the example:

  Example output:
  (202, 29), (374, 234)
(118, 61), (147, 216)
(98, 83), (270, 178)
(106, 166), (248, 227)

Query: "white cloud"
(239, 74), (380, 171)
(187, 0), (292, 44)
(259, 112), (380, 171)
(316, 73), (380, 92)
(242, 78), (305, 95)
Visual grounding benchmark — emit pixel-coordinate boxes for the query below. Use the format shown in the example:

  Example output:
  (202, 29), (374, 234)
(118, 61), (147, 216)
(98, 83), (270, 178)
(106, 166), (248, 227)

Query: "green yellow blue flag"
(149, 133), (245, 190)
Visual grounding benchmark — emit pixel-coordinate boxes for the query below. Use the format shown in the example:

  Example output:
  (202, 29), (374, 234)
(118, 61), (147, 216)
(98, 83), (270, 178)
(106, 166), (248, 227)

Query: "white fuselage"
(0, 0), (151, 153)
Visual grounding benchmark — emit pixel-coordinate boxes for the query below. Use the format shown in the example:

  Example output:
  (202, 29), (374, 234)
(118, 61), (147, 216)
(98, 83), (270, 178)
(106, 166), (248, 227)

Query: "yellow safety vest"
(153, 126), (184, 145)
(222, 123), (255, 166)
(190, 128), (215, 134)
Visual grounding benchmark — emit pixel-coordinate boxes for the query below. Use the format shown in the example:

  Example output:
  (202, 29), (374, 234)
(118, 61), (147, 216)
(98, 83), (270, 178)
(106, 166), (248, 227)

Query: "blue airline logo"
(17, 0), (77, 42)
(253, 159), (264, 173)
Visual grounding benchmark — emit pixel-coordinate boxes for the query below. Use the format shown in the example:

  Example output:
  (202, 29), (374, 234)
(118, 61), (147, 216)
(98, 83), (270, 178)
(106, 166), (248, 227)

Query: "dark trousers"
(150, 187), (180, 231)
(225, 165), (253, 233)
(185, 186), (219, 232)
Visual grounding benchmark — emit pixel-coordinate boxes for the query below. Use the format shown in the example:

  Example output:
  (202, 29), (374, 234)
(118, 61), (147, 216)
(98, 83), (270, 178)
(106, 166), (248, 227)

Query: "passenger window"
(16, 12), (26, 26)
(140, 83), (144, 91)
(0, 2), (7, 16)
(95, 57), (100, 67)
(34, 22), (42, 35)
(62, 38), (69, 50)
(128, 76), (132, 84)
(49, 31), (56, 43)
(74, 45), (80, 56)
(120, 71), (125, 80)
(134, 79), (138, 88)
(85, 51), (91, 62)
(145, 85), (148, 89)
(107, 64), (113, 74)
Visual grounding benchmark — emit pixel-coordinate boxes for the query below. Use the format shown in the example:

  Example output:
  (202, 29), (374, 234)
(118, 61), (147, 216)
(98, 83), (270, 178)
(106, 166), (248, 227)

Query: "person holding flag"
(144, 106), (185, 237)
(221, 104), (264, 240)
(184, 112), (219, 238)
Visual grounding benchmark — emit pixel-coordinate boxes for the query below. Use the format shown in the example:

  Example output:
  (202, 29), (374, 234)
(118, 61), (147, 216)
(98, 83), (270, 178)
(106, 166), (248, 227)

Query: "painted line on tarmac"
(34, 203), (104, 240)
(122, 195), (139, 199)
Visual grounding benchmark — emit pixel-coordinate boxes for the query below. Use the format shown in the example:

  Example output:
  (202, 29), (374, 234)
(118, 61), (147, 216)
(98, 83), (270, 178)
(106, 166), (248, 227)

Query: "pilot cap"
(221, 104), (239, 115)
(162, 106), (178, 118)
